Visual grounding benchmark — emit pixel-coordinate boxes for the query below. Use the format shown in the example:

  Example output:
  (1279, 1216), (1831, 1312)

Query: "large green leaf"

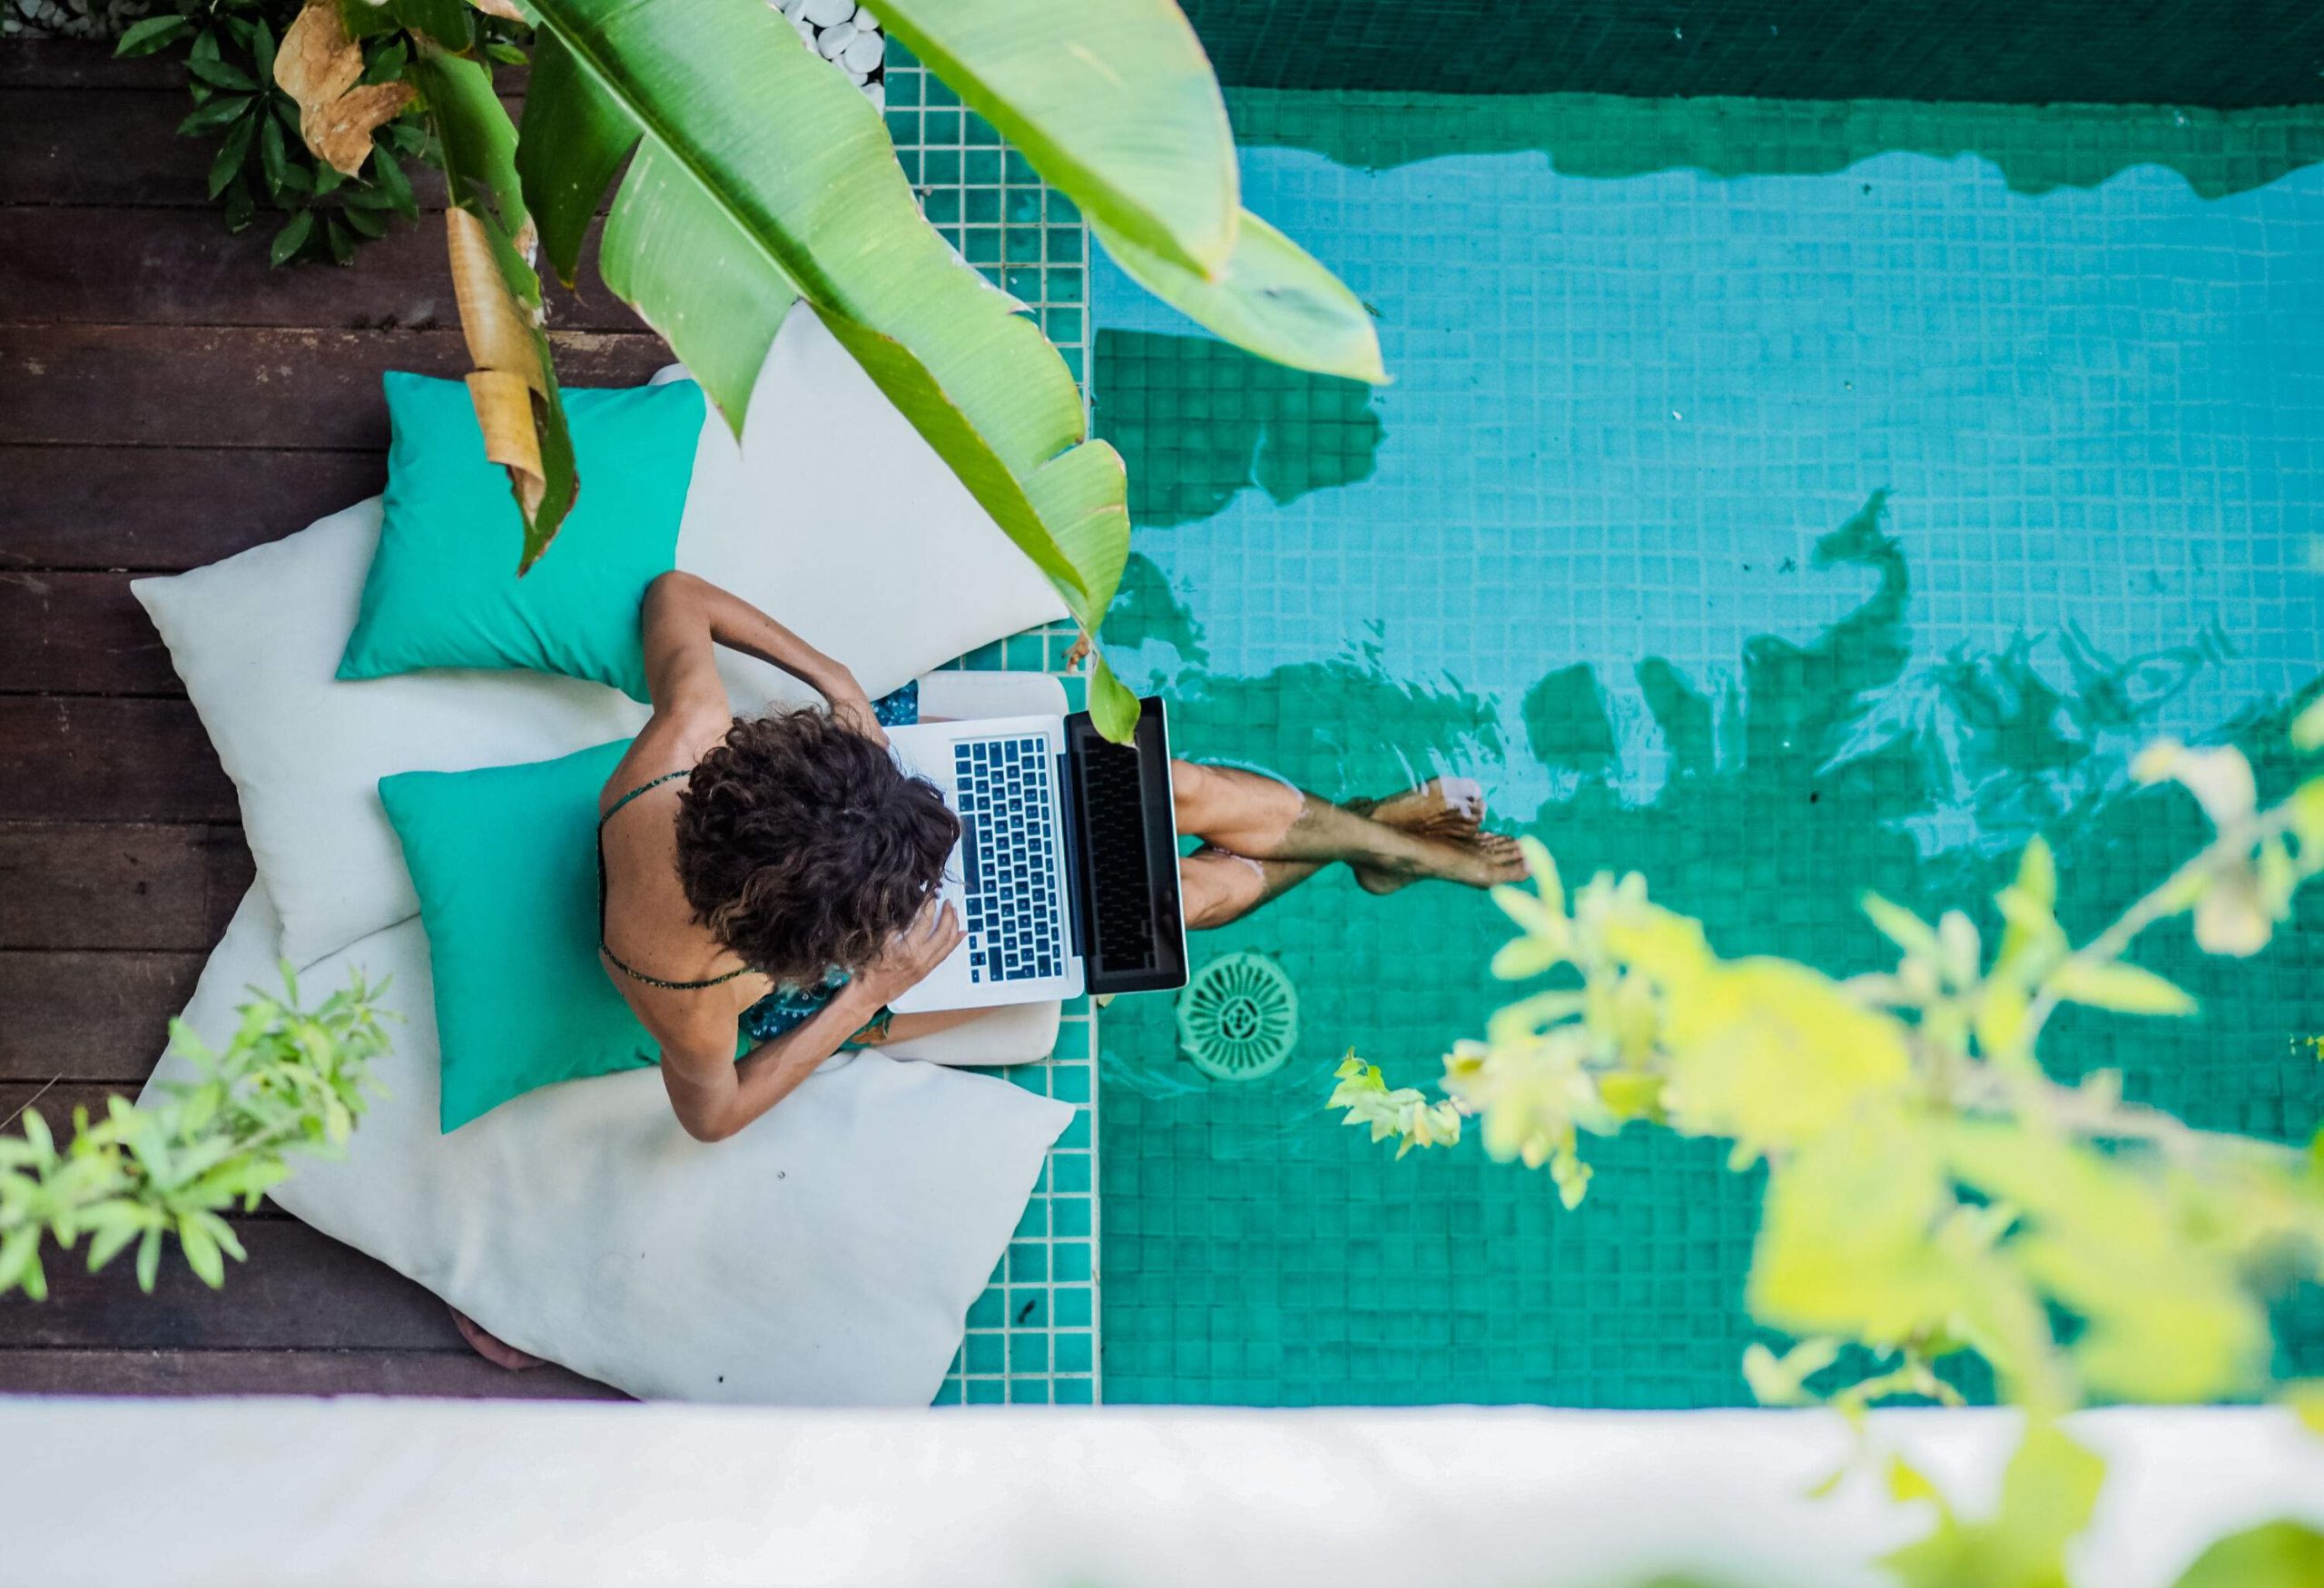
(1023, 436), (1139, 738)
(872, 0), (1236, 277)
(525, 0), (1118, 624)
(599, 137), (798, 428)
(516, 30), (637, 288)
(1094, 208), (1387, 384)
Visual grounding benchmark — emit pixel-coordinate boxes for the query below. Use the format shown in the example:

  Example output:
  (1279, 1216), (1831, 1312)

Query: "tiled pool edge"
(885, 51), (1102, 1406)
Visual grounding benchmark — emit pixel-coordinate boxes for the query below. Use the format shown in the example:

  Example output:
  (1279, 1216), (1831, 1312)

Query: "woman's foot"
(450, 1307), (547, 1371)
(1350, 778), (1523, 894)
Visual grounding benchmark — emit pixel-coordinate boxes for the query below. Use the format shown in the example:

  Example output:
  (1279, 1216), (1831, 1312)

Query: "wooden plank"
(0, 206), (645, 332)
(0, 1348), (625, 1399)
(0, 823), (248, 949)
(0, 1080), (143, 1125)
(0, 699), (239, 823)
(0, 445), (383, 573)
(0, 1218), (463, 1351)
(0, 324), (674, 449)
(0, 571), (177, 695)
(0, 697), (238, 818)
(0, 40), (180, 91)
(0, 86), (547, 208)
(0, 960), (206, 1083)
(0, 89), (232, 208)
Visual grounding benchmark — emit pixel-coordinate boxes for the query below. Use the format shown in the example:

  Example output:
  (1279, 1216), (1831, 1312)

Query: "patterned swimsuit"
(595, 683), (920, 1047)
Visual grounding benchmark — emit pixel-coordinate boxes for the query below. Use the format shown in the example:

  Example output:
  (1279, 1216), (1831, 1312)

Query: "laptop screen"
(1065, 699), (1187, 996)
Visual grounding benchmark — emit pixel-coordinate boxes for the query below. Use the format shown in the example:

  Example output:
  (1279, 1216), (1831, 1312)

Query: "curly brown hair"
(674, 710), (958, 987)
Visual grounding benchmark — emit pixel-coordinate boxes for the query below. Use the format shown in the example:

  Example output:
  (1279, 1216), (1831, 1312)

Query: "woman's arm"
(640, 571), (881, 735)
(657, 897), (966, 1143)
(657, 980), (888, 1144)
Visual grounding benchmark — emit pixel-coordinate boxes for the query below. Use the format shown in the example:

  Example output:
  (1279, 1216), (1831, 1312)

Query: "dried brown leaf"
(304, 81), (418, 176)
(274, 0), (413, 177)
(466, 0), (530, 19)
(446, 208), (547, 520)
(275, 0), (362, 108)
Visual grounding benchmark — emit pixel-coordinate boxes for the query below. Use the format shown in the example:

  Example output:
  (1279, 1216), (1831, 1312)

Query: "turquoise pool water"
(1088, 96), (2324, 1406)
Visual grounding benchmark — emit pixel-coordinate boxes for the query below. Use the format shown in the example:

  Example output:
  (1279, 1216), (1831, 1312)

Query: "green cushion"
(340, 374), (706, 701)
(380, 739), (664, 1131)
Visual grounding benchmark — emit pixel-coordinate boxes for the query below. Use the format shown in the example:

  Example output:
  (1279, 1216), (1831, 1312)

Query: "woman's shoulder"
(600, 705), (733, 817)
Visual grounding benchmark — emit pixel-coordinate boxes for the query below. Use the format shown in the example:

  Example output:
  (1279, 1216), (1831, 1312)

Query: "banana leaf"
(870, 0), (1235, 277)
(517, 0), (1126, 693)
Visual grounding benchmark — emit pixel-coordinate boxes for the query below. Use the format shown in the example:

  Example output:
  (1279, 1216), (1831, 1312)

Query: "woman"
(601, 571), (1530, 1147)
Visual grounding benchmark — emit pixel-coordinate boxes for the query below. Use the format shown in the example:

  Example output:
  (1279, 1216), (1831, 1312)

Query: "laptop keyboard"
(1077, 733), (1158, 974)
(952, 735), (1067, 986)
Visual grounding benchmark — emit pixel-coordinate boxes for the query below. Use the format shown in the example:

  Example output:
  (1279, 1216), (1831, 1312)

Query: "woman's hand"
(855, 896), (964, 1005)
(826, 676), (889, 747)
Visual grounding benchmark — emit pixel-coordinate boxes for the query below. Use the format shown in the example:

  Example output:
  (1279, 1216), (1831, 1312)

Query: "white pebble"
(791, 14), (815, 45)
(782, 0), (806, 15)
(862, 80), (885, 113)
(817, 19), (854, 58)
(853, 5), (877, 27)
(841, 28), (883, 72)
(845, 65), (867, 84)
(800, 0), (852, 25)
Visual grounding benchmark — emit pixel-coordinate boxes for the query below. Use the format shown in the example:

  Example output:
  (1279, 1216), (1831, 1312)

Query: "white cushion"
(142, 888), (1073, 1405)
(135, 306), (1070, 968)
(667, 302), (1070, 712)
(133, 501), (650, 969)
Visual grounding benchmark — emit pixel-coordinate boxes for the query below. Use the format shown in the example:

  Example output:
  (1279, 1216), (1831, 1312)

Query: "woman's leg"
(1172, 762), (1523, 891)
(1180, 847), (1326, 931)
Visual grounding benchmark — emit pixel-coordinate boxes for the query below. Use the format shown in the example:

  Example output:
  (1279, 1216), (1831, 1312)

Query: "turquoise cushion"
(340, 374), (706, 701)
(380, 739), (663, 1131)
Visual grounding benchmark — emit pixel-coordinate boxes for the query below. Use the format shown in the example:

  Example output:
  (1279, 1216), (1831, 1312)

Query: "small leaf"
(260, 110), (289, 192)
(177, 1214), (225, 1288)
(2291, 695), (2324, 753)
(1862, 893), (1942, 964)
(179, 94), (255, 136)
(208, 113), (259, 200)
(2049, 959), (2198, 1016)
(1489, 934), (1562, 981)
(269, 209), (315, 266)
(1086, 656), (1141, 745)
(369, 146), (418, 219)
(2014, 835), (2056, 910)
(188, 52), (260, 91)
(251, 18), (278, 87)
(114, 14), (194, 55)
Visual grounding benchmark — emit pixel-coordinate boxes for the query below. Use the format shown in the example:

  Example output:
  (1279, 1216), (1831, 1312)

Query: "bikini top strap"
(600, 767), (692, 828)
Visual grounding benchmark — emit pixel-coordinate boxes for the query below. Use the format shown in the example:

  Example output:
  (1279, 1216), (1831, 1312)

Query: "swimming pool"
(1087, 91), (2324, 1406)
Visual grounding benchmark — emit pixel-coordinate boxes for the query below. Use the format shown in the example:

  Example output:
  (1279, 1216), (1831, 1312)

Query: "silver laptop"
(886, 696), (1189, 1013)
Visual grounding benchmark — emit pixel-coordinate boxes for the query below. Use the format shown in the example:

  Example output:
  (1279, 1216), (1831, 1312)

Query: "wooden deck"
(0, 40), (660, 1399)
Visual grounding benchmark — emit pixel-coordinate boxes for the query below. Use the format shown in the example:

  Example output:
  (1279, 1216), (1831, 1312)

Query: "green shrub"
(0, 968), (391, 1298)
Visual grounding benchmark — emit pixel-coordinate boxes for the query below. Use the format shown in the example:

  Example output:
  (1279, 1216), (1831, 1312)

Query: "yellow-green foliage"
(1331, 702), (2324, 1584)
(1334, 702), (2324, 1416)
(0, 970), (391, 1300)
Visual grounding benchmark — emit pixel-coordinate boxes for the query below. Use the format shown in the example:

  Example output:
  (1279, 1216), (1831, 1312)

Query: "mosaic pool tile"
(1090, 94), (2324, 1406)
(885, 45), (1099, 1407)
